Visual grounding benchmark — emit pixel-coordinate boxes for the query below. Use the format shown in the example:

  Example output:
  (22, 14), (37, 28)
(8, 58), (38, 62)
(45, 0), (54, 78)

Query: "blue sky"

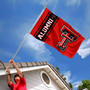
(0, 0), (90, 89)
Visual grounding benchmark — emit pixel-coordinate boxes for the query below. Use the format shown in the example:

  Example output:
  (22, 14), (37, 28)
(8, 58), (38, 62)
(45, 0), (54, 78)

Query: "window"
(40, 71), (51, 87)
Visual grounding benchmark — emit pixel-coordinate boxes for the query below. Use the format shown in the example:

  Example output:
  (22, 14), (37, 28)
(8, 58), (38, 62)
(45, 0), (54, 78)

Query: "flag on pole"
(30, 8), (85, 58)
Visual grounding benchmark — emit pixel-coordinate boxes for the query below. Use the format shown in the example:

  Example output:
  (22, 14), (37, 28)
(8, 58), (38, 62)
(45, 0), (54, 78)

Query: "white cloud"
(63, 71), (82, 89)
(24, 34), (53, 61)
(66, 0), (81, 7)
(34, 0), (58, 6)
(73, 81), (81, 88)
(77, 0), (90, 59)
(33, 0), (59, 13)
(63, 71), (73, 83)
(77, 39), (90, 59)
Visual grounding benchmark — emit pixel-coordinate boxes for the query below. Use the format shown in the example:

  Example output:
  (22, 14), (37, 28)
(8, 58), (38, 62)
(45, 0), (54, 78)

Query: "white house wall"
(24, 70), (61, 90)
(0, 75), (10, 90)
(0, 70), (61, 90)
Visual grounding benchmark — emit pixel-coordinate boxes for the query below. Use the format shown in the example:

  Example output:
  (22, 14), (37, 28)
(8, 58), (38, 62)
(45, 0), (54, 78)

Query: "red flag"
(30, 8), (85, 58)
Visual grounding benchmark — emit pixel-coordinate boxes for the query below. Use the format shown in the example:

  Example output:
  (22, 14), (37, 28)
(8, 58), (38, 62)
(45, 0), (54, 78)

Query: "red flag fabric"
(30, 8), (85, 58)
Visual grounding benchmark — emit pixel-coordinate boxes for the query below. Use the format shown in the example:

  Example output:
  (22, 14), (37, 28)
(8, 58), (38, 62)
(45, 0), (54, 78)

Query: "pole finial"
(45, 3), (48, 9)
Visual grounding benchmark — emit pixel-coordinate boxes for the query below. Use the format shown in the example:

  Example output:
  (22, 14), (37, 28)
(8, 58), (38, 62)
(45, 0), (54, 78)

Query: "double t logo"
(56, 25), (78, 51)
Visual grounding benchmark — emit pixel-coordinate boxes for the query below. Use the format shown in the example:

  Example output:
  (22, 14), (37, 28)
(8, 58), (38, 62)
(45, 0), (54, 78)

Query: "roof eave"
(0, 65), (70, 90)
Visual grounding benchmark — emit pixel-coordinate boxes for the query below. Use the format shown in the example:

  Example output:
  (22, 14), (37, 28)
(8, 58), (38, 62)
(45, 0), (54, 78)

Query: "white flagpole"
(12, 4), (48, 60)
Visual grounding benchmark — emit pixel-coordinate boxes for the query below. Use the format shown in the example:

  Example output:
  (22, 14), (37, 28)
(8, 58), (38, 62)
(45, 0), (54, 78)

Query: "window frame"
(40, 71), (51, 87)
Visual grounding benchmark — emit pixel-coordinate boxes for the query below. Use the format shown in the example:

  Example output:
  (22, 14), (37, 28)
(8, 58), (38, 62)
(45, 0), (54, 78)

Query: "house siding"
(0, 75), (10, 90)
(0, 70), (61, 90)
(24, 70), (61, 90)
